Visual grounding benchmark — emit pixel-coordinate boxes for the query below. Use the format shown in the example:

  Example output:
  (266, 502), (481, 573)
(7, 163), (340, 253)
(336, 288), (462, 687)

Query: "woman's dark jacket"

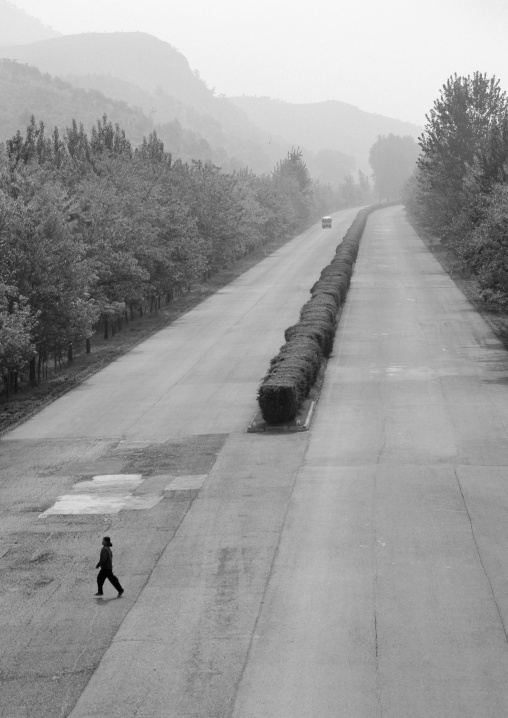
(96, 546), (113, 571)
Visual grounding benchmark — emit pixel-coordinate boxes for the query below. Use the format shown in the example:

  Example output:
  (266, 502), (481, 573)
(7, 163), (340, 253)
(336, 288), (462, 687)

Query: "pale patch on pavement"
(39, 472), (212, 515)
(368, 363), (461, 380)
(163, 474), (208, 497)
(39, 474), (159, 515)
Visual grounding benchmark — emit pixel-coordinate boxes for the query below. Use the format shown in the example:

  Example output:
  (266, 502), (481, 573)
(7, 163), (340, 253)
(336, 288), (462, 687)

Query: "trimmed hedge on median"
(257, 204), (385, 424)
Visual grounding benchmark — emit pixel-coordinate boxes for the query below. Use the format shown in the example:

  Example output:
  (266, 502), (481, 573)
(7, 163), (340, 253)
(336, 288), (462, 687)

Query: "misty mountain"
(0, 26), (419, 182)
(228, 96), (422, 172)
(0, 0), (60, 46)
(63, 70), (286, 174)
(0, 59), (243, 167)
(0, 32), (290, 172)
(1, 32), (221, 118)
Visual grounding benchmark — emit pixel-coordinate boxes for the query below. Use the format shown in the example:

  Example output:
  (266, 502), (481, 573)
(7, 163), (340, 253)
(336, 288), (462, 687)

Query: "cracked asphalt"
(3, 205), (508, 717)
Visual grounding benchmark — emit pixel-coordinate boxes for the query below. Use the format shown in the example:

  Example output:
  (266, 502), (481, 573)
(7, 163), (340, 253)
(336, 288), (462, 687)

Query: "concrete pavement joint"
(454, 467), (508, 645)
(131, 283), (279, 435)
(0, 668), (93, 682)
(60, 603), (102, 718)
(371, 466), (383, 718)
(66, 478), (205, 717)
(225, 433), (312, 718)
(373, 420), (386, 715)
(29, 531), (54, 561)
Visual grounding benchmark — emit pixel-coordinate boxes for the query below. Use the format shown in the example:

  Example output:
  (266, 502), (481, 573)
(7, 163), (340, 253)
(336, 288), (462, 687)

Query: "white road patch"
(369, 364), (447, 380)
(39, 474), (162, 516)
(163, 474), (208, 498)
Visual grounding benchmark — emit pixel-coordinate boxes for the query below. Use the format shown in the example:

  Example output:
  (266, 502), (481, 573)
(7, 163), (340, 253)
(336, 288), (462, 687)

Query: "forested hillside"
(0, 33), (286, 172)
(0, 60), (241, 168)
(0, 31), (419, 179)
(0, 60), (152, 145)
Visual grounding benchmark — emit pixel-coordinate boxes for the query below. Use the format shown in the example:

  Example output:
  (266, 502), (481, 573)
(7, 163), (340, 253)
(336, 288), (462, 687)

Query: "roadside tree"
(414, 73), (507, 235)
(369, 134), (419, 200)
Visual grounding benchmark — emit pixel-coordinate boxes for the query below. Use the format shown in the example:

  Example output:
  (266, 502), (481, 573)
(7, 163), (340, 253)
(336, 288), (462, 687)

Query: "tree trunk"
(104, 318), (109, 340)
(68, 343), (73, 363)
(29, 357), (36, 386)
(86, 338), (91, 354)
(13, 370), (18, 394)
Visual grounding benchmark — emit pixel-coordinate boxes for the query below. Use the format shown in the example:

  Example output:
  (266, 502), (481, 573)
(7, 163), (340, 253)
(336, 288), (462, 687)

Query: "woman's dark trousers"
(97, 569), (123, 594)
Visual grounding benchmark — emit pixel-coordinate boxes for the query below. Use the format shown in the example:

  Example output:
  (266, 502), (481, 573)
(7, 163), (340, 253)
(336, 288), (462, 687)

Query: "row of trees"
(0, 115), (366, 394)
(405, 72), (508, 305)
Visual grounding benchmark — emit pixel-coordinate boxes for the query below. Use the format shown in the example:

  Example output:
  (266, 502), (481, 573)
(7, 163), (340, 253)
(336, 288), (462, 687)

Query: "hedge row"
(257, 205), (384, 424)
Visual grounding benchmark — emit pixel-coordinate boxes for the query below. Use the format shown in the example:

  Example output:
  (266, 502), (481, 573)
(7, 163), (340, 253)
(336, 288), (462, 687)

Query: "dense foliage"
(0, 115), (365, 395)
(404, 72), (508, 305)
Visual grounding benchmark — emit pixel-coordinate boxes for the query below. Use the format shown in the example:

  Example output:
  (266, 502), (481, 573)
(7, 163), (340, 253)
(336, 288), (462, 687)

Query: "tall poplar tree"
(415, 73), (507, 234)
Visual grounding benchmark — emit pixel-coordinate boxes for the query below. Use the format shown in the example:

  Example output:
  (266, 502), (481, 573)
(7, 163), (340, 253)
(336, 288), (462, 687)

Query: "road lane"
(0, 208), (358, 718)
(7, 203), (508, 718)
(6, 208), (360, 441)
(231, 206), (508, 717)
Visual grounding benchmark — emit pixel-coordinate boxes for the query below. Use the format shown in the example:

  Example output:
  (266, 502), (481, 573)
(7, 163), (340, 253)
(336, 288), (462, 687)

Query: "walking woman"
(95, 536), (124, 597)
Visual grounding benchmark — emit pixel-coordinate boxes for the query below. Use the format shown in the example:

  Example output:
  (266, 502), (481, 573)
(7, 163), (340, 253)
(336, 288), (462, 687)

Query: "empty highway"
(2, 205), (508, 717)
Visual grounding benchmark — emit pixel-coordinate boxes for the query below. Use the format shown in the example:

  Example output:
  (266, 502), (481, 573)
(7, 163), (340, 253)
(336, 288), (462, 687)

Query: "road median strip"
(249, 203), (391, 433)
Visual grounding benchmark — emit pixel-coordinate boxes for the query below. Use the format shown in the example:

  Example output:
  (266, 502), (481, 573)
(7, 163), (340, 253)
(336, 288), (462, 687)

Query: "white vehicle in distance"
(321, 216), (332, 228)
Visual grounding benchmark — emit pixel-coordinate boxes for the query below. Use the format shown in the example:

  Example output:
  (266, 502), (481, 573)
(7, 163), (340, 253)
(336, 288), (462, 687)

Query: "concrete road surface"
(0, 208), (358, 717)
(3, 205), (508, 717)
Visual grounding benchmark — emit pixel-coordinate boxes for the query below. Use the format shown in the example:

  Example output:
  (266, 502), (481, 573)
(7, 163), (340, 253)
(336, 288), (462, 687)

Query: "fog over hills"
(0, 0), (60, 46)
(0, 59), (258, 170)
(0, 32), (295, 173)
(229, 96), (422, 172)
(0, 33), (274, 142)
(0, 11), (421, 180)
(2, 32), (218, 116)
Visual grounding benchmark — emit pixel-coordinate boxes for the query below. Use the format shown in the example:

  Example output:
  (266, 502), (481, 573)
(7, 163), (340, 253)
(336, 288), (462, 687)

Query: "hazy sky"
(10, 0), (508, 125)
